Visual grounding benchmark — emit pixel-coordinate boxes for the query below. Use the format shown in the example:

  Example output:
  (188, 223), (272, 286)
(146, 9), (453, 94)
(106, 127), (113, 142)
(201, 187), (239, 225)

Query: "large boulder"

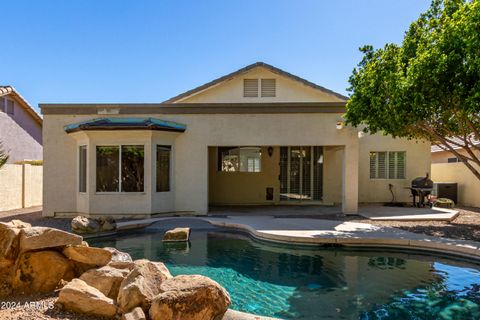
(19, 226), (83, 253)
(12, 250), (75, 294)
(57, 278), (118, 318)
(104, 247), (133, 263)
(8, 220), (32, 229)
(79, 265), (129, 299)
(0, 258), (15, 297)
(0, 223), (21, 260)
(149, 275), (231, 320)
(122, 307), (146, 320)
(162, 227), (190, 242)
(117, 259), (172, 313)
(63, 245), (113, 266)
(71, 216), (101, 234)
(98, 216), (117, 232)
(0, 220), (31, 260)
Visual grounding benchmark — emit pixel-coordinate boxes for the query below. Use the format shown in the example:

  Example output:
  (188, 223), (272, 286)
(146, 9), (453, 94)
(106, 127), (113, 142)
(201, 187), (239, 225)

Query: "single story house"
(40, 62), (430, 218)
(0, 86), (43, 162)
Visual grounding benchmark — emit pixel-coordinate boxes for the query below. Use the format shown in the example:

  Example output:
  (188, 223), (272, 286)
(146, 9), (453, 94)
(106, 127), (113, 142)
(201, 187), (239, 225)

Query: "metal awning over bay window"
(64, 117), (186, 133)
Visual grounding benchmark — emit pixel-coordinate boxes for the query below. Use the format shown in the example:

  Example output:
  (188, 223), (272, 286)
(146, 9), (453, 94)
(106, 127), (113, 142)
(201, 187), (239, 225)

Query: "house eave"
(41, 102), (346, 115)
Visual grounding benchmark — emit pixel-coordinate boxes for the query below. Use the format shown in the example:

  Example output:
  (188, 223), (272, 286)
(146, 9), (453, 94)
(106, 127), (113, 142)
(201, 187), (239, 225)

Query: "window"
(243, 79), (276, 98)
(156, 145), (171, 192)
(370, 151), (405, 179)
(79, 146), (87, 193)
(247, 157), (260, 172)
(0, 98), (5, 113)
(218, 147), (262, 172)
(243, 79), (258, 97)
(121, 145), (145, 192)
(447, 157), (459, 163)
(261, 79), (276, 97)
(96, 145), (144, 192)
(6, 99), (14, 115)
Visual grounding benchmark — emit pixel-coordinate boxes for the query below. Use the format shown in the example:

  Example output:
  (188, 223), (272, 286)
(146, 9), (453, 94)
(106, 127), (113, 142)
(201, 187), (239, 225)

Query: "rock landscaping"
(0, 219), (231, 320)
(71, 216), (117, 235)
(162, 227), (190, 242)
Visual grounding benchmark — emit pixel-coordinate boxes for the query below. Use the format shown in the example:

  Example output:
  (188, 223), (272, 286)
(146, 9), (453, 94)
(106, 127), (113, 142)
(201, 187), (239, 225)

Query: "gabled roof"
(64, 117), (186, 133)
(0, 86), (42, 125)
(163, 62), (349, 103)
(431, 135), (480, 153)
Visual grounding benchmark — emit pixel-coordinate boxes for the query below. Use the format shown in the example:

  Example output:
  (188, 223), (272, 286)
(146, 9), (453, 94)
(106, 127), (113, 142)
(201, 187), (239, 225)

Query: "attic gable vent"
(243, 79), (258, 97)
(261, 79), (276, 97)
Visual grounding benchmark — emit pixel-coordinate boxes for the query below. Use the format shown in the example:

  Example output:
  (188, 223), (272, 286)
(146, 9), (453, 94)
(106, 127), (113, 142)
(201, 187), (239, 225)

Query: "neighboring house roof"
(0, 86), (42, 125)
(64, 117), (186, 133)
(163, 61), (349, 103)
(431, 136), (480, 153)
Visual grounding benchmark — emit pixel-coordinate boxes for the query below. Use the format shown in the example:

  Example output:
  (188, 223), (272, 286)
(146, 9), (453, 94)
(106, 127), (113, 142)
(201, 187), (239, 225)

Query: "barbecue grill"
(407, 174), (433, 207)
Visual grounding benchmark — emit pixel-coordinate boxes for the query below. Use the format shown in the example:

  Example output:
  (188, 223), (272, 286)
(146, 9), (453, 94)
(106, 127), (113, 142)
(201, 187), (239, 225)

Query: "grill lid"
(411, 174), (433, 188)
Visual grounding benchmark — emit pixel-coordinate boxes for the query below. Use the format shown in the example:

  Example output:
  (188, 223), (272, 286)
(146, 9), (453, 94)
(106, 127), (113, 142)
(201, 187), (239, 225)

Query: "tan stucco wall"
(177, 67), (344, 103)
(323, 146), (343, 204)
(431, 162), (480, 207)
(358, 134), (431, 203)
(42, 112), (431, 216)
(42, 113), (362, 216)
(0, 164), (42, 211)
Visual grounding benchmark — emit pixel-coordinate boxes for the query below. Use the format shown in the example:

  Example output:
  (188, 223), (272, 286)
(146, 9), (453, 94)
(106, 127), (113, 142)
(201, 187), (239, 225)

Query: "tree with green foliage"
(0, 142), (8, 168)
(345, 0), (480, 180)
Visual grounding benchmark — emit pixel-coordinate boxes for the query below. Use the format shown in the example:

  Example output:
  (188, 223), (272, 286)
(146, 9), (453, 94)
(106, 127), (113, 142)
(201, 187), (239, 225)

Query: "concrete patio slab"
(204, 216), (479, 259)
(116, 214), (480, 261)
(358, 205), (459, 221)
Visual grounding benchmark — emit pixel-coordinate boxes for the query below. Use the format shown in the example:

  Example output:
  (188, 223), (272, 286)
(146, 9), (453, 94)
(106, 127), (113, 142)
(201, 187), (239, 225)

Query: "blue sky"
(1, 0), (430, 112)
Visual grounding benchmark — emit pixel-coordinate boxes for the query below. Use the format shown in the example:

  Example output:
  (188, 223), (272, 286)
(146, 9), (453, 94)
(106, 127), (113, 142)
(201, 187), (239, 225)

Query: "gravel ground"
(0, 207), (71, 232)
(0, 293), (112, 320)
(332, 206), (480, 242)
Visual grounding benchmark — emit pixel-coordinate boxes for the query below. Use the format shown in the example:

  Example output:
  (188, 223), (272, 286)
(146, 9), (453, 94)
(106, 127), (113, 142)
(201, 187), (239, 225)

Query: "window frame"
(217, 146), (262, 173)
(78, 145), (87, 193)
(95, 144), (145, 194)
(156, 145), (172, 193)
(369, 151), (406, 180)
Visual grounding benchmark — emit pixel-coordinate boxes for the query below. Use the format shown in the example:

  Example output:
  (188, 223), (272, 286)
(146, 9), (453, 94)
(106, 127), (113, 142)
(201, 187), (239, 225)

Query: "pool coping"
(203, 217), (480, 262)
(115, 216), (480, 262)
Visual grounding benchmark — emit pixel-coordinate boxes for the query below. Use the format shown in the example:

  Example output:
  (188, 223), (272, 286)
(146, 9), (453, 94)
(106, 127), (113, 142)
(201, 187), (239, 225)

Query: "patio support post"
(342, 141), (359, 214)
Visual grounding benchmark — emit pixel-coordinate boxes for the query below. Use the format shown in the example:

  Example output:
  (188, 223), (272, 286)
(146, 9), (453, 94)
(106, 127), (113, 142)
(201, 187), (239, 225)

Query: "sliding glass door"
(280, 146), (323, 201)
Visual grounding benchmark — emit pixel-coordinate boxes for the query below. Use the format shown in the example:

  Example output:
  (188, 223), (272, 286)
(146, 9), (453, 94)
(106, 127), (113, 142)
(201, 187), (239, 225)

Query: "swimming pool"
(89, 221), (480, 319)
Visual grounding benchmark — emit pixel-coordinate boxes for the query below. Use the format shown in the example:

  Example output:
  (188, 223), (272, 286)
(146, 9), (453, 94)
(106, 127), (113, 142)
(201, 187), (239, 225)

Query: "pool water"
(89, 224), (480, 319)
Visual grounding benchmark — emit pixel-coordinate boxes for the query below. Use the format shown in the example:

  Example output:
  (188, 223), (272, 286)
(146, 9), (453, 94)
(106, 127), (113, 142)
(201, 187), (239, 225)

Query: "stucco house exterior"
(0, 86), (43, 162)
(431, 137), (480, 208)
(40, 62), (431, 218)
